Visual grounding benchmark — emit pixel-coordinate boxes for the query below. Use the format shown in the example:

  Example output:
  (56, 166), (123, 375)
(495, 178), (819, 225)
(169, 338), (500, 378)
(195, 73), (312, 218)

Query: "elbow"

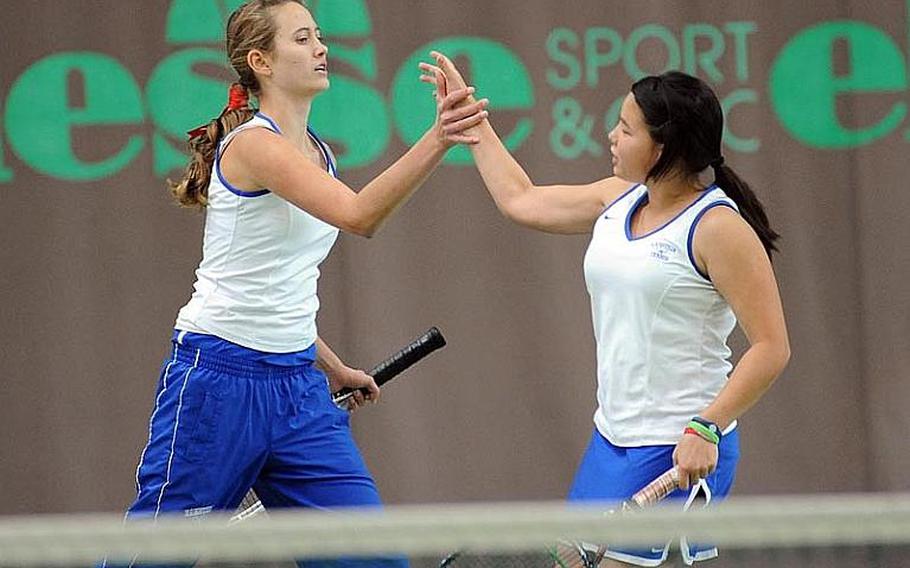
(339, 205), (380, 238)
(501, 193), (539, 229)
(779, 340), (792, 374)
(768, 339), (791, 381)
(346, 219), (378, 238)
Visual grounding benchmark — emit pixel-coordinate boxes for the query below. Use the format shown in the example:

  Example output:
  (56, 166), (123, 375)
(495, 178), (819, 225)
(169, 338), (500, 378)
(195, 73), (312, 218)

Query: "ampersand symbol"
(550, 97), (603, 159)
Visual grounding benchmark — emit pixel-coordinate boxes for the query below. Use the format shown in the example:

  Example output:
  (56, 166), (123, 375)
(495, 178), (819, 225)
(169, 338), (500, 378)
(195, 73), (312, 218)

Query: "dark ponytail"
(631, 71), (780, 259)
(712, 163), (779, 258)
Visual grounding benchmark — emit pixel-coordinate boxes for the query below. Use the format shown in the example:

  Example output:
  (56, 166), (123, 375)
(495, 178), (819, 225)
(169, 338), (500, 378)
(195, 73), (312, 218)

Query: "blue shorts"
(568, 428), (740, 566)
(111, 331), (407, 568)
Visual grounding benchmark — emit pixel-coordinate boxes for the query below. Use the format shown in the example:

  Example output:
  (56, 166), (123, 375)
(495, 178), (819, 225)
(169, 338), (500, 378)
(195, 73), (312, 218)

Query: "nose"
(607, 125), (618, 146)
(314, 36), (328, 57)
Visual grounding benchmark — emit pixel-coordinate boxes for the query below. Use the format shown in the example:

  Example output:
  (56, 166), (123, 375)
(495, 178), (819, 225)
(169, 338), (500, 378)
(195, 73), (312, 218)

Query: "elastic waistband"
(169, 331), (318, 379)
(170, 344), (316, 379)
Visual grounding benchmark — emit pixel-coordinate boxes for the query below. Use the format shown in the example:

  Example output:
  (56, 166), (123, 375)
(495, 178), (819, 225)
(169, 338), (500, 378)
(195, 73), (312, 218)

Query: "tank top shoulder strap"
(212, 113), (281, 198)
(306, 126), (337, 178)
(686, 185), (739, 222)
(602, 183), (646, 217)
(219, 113), (281, 153)
(684, 185), (741, 280)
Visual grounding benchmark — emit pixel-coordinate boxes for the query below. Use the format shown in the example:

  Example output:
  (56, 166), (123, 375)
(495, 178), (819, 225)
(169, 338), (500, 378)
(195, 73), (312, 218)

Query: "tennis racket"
(439, 467), (681, 567)
(619, 466), (680, 511)
(230, 327), (447, 523)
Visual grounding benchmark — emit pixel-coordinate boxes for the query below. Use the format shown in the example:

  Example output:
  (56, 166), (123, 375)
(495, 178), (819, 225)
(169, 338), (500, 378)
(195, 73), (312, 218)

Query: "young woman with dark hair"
(424, 55), (790, 567)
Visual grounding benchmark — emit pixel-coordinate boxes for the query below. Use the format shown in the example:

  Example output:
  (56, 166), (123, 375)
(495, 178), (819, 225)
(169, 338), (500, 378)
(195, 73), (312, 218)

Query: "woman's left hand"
(326, 366), (379, 410)
(673, 433), (719, 490)
(419, 56), (489, 148)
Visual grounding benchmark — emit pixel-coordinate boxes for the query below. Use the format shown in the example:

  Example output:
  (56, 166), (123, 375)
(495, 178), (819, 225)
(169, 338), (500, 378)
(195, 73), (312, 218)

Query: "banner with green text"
(1, 0), (908, 514)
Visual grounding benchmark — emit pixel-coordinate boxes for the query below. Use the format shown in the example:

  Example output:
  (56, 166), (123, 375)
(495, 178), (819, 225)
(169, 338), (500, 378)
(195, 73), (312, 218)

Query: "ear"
(247, 49), (271, 77)
(650, 143), (663, 168)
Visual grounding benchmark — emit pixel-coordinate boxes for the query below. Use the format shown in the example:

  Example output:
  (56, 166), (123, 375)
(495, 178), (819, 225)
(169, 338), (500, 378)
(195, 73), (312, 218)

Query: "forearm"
(354, 129), (448, 236)
(469, 119), (535, 220)
(315, 336), (346, 375)
(699, 341), (790, 429)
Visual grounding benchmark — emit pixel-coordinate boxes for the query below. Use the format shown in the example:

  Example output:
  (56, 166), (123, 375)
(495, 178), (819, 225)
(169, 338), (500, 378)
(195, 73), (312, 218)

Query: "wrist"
(426, 125), (452, 153)
(684, 416), (722, 445)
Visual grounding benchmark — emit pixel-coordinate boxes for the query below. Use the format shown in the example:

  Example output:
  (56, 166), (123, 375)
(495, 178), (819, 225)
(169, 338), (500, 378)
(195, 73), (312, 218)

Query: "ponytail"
(168, 83), (256, 209)
(712, 161), (779, 259)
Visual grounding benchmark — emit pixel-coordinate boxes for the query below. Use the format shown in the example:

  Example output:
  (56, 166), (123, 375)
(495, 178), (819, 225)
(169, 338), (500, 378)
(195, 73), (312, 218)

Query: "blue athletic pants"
(105, 331), (407, 568)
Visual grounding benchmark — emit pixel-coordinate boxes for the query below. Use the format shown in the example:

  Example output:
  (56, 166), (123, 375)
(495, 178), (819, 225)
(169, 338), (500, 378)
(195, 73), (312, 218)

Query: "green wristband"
(686, 420), (720, 444)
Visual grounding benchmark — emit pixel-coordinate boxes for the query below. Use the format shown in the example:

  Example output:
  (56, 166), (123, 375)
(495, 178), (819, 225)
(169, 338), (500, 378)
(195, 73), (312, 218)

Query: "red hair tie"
(186, 84), (250, 139)
(226, 83), (249, 111)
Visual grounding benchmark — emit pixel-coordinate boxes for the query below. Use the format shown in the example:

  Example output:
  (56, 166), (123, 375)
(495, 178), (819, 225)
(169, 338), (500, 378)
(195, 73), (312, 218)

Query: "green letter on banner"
(166, 0), (247, 44)
(5, 52), (144, 181)
(308, 0), (386, 168)
(310, 0), (377, 80)
(546, 28), (582, 91)
(392, 38), (535, 164)
(311, 75), (389, 169)
(624, 25), (681, 80)
(683, 24), (724, 84)
(0, 127), (12, 182)
(147, 48), (233, 176)
(309, 0), (371, 36)
(585, 27), (623, 88)
(770, 21), (907, 148)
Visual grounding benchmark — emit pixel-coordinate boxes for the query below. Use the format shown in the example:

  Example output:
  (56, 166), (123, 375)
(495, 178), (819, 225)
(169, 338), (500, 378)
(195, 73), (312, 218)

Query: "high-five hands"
(420, 51), (488, 147)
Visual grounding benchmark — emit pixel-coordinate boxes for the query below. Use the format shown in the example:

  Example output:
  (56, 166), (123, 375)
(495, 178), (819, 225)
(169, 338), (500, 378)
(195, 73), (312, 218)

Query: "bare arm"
(695, 208), (790, 428)
(467, 118), (631, 234)
(422, 52), (632, 234)
(224, 88), (487, 237)
(315, 336), (378, 408)
(673, 207), (790, 488)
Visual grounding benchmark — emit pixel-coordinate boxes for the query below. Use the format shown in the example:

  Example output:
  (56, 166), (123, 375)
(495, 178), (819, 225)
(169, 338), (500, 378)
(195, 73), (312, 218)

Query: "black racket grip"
(332, 327), (446, 402)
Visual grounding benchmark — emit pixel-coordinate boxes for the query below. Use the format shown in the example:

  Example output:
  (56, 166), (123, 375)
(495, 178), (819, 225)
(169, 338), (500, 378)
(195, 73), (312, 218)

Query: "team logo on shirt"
(650, 240), (679, 262)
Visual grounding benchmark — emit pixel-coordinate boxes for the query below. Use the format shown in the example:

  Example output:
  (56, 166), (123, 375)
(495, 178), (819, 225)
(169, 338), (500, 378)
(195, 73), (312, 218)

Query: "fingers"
(427, 50), (469, 90)
(441, 109), (489, 136)
(439, 86), (476, 108)
(429, 50), (459, 77)
(418, 62), (450, 102)
(676, 464), (714, 491)
(418, 62), (442, 76)
(442, 98), (488, 121)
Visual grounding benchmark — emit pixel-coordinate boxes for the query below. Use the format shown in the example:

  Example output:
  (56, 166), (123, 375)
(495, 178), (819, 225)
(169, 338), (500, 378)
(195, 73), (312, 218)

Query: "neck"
(645, 174), (706, 210)
(257, 91), (314, 148)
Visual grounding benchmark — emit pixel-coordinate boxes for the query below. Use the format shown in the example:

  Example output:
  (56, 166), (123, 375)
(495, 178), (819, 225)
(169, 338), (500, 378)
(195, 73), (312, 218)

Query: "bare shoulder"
(225, 125), (285, 155)
(591, 176), (640, 209)
(693, 205), (769, 277)
(695, 205), (755, 246)
(220, 126), (301, 190)
(222, 126), (297, 169)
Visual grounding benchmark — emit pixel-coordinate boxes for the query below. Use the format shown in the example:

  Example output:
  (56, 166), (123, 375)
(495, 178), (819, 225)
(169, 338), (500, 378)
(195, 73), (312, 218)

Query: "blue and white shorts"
(115, 330), (407, 568)
(568, 427), (740, 566)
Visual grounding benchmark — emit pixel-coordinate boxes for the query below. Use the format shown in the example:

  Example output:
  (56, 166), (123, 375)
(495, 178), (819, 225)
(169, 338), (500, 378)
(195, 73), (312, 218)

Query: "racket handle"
(622, 467), (680, 511)
(332, 327), (446, 404)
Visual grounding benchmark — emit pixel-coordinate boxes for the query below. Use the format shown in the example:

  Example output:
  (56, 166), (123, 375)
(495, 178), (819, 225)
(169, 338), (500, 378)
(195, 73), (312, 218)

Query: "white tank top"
(175, 113), (340, 353)
(583, 183), (739, 446)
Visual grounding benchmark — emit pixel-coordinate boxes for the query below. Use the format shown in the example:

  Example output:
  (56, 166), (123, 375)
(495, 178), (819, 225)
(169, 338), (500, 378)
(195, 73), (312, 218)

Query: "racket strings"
(548, 540), (607, 568)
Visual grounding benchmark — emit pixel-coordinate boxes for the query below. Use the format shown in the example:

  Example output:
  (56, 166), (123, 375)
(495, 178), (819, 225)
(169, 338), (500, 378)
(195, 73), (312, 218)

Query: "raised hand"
(420, 51), (488, 147)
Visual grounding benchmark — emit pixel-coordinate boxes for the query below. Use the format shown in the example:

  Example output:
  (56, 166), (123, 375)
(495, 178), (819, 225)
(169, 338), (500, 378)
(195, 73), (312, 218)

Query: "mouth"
(314, 63), (328, 74)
